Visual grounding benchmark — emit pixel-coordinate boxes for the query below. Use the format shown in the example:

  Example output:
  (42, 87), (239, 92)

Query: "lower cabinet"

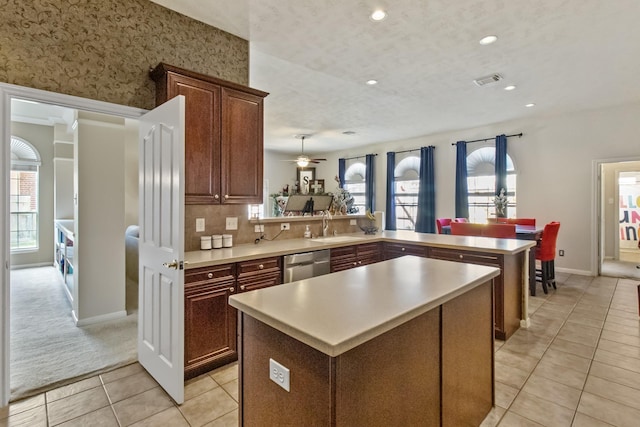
(383, 242), (429, 260)
(185, 264), (237, 379)
(184, 256), (282, 379)
(330, 243), (381, 272)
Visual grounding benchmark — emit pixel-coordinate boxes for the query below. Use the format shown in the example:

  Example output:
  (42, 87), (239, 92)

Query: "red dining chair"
(450, 222), (483, 236)
(482, 223), (516, 238)
(507, 218), (536, 226)
(534, 222), (561, 295)
(435, 218), (452, 234)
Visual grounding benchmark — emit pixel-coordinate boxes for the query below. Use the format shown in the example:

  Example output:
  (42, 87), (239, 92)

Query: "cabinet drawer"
(429, 248), (502, 268)
(237, 257), (282, 277)
(185, 264), (235, 284)
(384, 242), (428, 259)
(356, 242), (381, 256)
(330, 245), (357, 260)
(238, 272), (282, 293)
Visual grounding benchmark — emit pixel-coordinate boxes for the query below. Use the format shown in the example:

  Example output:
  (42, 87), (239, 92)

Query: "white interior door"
(138, 95), (185, 404)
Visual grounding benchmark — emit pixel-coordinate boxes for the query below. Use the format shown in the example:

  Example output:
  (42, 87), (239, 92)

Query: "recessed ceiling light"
(525, 103), (536, 108)
(504, 85), (516, 91)
(479, 35), (498, 45)
(370, 10), (387, 21)
(366, 79), (378, 85)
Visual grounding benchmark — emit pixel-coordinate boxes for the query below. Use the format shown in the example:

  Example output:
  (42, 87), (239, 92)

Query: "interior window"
(10, 136), (41, 251)
(394, 156), (420, 230)
(466, 146), (516, 222)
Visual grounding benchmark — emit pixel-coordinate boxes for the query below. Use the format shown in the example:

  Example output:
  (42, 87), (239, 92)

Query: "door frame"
(0, 82), (146, 406)
(592, 156), (640, 277)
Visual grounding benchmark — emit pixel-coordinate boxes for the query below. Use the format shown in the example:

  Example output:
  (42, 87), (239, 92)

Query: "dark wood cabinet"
(383, 242), (429, 260)
(150, 63), (268, 205)
(428, 247), (524, 340)
(237, 256), (282, 293)
(330, 243), (381, 272)
(184, 264), (237, 379)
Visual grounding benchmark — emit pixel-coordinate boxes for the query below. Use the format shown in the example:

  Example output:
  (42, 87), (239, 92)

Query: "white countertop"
(185, 229), (536, 269)
(229, 256), (500, 357)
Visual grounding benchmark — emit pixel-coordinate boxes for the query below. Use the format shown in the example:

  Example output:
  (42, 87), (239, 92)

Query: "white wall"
(123, 118), (139, 228)
(274, 102), (640, 275)
(75, 112), (126, 322)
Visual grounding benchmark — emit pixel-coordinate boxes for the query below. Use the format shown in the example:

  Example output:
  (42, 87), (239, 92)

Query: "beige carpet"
(10, 267), (137, 401)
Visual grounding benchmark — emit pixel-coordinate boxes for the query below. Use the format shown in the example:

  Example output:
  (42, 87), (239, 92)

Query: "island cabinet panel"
(428, 247), (523, 340)
(330, 242), (381, 272)
(383, 242), (429, 260)
(237, 256), (282, 293)
(184, 265), (237, 379)
(150, 63), (267, 205)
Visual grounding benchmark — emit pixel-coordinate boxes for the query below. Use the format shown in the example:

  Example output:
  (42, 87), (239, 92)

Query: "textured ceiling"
(153, 0), (640, 154)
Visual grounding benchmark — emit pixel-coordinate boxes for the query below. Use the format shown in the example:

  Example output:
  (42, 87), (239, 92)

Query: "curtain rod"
(341, 153), (378, 161)
(450, 132), (523, 146)
(392, 145), (435, 155)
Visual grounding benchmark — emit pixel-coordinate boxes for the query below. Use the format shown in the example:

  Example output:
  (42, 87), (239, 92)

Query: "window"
(343, 162), (366, 214)
(394, 156), (420, 230)
(10, 137), (41, 251)
(466, 147), (516, 223)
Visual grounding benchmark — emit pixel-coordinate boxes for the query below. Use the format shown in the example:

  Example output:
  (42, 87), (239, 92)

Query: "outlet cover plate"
(269, 358), (290, 392)
(254, 224), (264, 233)
(195, 218), (205, 232)
(226, 217), (238, 230)
(280, 223), (290, 230)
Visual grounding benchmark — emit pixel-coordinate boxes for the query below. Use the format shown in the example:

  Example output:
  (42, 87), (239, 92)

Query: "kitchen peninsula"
(229, 256), (500, 426)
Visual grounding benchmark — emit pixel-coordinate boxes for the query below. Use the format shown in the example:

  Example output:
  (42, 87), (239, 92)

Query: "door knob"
(163, 260), (180, 270)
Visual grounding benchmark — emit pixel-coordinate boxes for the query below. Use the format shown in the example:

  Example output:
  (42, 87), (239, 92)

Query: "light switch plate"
(195, 218), (205, 232)
(350, 219), (357, 225)
(254, 224), (264, 233)
(226, 217), (238, 230)
(269, 358), (290, 392)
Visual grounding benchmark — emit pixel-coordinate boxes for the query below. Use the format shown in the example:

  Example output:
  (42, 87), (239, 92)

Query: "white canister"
(222, 234), (233, 248)
(212, 235), (223, 249)
(200, 236), (212, 250)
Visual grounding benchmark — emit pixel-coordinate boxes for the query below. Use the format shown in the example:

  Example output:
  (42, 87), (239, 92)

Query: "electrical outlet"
(280, 223), (290, 231)
(225, 217), (238, 230)
(195, 218), (205, 232)
(254, 224), (264, 233)
(350, 219), (357, 226)
(269, 358), (290, 392)
(559, 249), (565, 256)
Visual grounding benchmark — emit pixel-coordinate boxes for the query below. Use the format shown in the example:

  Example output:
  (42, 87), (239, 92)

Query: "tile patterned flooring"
(1, 273), (639, 426)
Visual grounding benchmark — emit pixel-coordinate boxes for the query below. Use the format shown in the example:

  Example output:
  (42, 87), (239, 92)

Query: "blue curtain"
(495, 134), (507, 217)
(385, 152), (396, 230)
(415, 146), (436, 233)
(365, 154), (375, 212)
(338, 158), (346, 188)
(455, 141), (469, 219)
(495, 134), (507, 195)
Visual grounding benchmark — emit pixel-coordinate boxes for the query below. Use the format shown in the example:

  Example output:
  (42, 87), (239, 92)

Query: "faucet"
(322, 210), (332, 237)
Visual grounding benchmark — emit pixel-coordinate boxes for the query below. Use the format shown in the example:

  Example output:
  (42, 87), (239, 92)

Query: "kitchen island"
(229, 256), (500, 426)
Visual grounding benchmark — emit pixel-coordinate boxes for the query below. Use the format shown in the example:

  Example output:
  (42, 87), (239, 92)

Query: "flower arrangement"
(493, 188), (508, 218)
(330, 175), (357, 215)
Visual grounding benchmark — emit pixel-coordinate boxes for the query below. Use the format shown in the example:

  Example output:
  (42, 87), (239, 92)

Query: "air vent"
(473, 73), (503, 87)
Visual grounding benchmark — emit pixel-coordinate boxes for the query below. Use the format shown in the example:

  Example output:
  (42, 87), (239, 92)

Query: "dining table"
(442, 224), (544, 296)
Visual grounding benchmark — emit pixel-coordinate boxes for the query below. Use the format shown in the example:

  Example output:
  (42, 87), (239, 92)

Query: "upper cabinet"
(150, 63), (268, 204)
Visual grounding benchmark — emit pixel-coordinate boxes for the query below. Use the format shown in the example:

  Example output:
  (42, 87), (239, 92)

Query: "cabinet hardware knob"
(353, 262), (357, 266)
(258, 264), (264, 270)
(229, 287), (235, 292)
(240, 285), (246, 290)
(214, 194), (220, 199)
(401, 247), (406, 251)
(207, 273), (213, 279)
(358, 261), (362, 264)
(224, 194), (229, 199)
(459, 254), (464, 259)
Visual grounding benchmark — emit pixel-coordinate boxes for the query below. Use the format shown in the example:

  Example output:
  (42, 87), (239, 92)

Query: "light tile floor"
(1, 273), (639, 426)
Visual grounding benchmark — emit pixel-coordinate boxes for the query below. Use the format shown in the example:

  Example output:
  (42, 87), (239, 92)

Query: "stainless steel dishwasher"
(283, 249), (330, 283)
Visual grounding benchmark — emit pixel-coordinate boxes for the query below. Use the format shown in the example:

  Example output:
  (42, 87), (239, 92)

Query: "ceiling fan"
(283, 134), (327, 167)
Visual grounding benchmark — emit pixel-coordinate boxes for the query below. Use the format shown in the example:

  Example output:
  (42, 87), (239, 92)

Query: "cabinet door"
(330, 246), (358, 272)
(166, 73), (222, 204)
(184, 280), (237, 379)
(356, 242), (382, 267)
(220, 87), (264, 204)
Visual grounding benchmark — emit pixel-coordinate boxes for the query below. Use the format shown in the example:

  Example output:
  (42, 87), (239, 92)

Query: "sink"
(309, 236), (366, 244)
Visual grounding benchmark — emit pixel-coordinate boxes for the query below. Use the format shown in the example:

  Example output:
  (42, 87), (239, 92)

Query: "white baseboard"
(10, 262), (53, 270)
(76, 310), (128, 327)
